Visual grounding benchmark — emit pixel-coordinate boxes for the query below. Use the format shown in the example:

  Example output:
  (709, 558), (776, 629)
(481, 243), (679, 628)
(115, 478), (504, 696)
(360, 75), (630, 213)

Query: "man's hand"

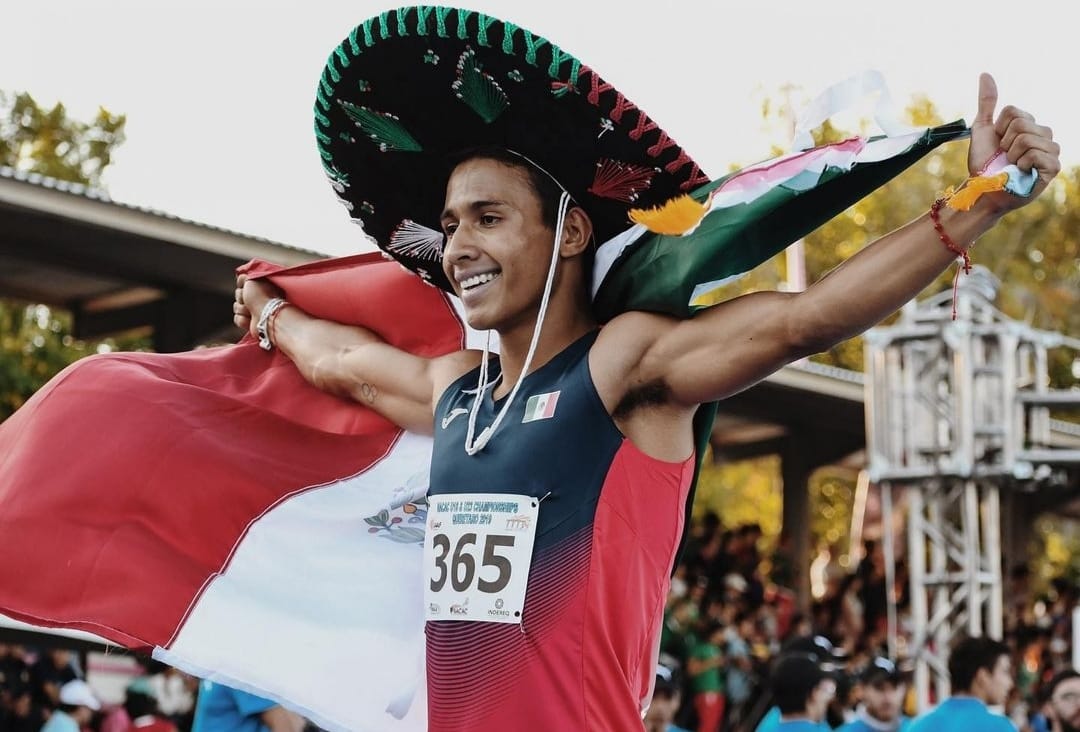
(968, 72), (1060, 213)
(233, 274), (284, 339)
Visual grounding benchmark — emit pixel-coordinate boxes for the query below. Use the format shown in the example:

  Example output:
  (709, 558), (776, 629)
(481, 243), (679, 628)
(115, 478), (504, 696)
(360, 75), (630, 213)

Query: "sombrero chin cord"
(464, 192), (572, 455)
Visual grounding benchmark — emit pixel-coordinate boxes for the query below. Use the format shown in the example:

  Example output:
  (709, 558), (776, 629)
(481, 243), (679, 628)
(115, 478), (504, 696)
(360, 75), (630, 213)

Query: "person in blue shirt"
(907, 636), (1016, 732)
(837, 657), (913, 732)
(756, 636), (843, 732)
(41, 680), (100, 732)
(768, 653), (837, 731)
(190, 680), (305, 732)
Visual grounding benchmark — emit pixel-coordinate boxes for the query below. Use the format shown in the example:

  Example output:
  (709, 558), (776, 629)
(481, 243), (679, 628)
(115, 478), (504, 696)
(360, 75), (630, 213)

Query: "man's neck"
(949, 692), (991, 707)
(494, 300), (595, 395)
(854, 705), (902, 732)
(779, 712), (818, 723)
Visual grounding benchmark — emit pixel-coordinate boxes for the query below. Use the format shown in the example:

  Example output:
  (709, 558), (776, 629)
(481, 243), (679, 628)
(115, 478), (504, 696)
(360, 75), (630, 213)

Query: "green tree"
(0, 91), (125, 185)
(0, 91), (140, 422)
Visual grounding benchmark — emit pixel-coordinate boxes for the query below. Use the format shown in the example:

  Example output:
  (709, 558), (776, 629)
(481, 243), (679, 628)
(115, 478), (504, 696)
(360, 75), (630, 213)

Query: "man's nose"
(443, 228), (476, 262)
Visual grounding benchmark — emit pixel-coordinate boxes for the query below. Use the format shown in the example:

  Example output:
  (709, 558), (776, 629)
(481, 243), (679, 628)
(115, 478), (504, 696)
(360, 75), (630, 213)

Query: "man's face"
(643, 692), (678, 732)
(807, 678), (837, 722)
(49, 649), (72, 668)
(862, 680), (905, 723)
(981, 655), (1014, 706)
(1049, 677), (1080, 732)
(441, 158), (555, 332)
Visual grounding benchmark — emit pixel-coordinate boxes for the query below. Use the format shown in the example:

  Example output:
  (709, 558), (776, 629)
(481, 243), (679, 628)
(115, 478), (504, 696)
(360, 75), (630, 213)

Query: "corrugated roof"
(0, 165), (325, 258)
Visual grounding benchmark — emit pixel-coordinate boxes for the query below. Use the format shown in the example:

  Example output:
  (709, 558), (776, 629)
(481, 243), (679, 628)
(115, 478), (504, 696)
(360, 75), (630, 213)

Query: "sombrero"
(314, 5), (709, 292)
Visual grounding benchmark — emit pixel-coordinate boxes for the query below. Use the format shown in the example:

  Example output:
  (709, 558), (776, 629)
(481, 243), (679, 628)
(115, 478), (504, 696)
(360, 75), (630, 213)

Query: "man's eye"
(480, 215), (499, 225)
(444, 224), (457, 236)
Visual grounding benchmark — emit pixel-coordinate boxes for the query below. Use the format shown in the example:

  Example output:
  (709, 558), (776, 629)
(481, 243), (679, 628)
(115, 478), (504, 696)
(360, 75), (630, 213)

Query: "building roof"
(0, 166), (325, 350)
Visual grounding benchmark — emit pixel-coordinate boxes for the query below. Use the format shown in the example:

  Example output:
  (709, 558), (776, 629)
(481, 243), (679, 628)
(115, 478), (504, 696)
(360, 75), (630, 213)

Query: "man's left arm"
(631, 73), (1060, 407)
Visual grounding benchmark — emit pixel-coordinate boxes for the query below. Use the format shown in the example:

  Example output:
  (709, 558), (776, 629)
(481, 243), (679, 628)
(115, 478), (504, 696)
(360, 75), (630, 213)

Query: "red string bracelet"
(930, 197), (972, 320)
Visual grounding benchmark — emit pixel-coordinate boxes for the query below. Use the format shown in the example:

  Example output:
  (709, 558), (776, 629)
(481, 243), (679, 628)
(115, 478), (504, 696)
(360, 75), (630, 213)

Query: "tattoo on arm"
(360, 382), (378, 404)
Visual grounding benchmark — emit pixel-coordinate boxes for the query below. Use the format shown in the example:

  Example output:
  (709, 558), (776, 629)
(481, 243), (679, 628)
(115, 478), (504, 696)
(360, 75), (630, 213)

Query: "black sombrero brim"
(315, 5), (708, 291)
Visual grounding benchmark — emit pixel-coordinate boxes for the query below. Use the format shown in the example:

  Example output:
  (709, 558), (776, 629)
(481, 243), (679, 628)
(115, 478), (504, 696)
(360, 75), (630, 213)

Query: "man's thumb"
(974, 72), (998, 126)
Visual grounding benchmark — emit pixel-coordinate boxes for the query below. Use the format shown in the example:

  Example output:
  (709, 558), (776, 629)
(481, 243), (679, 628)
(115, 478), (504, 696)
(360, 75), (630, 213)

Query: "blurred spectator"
(723, 611), (756, 727)
(41, 680), (100, 732)
(769, 653), (836, 730)
(29, 650), (77, 716)
(146, 664), (196, 730)
(687, 620), (726, 732)
(190, 680), (304, 732)
(123, 677), (178, 732)
(1043, 670), (1080, 732)
(837, 657), (912, 732)
(907, 636), (1015, 732)
(0, 644), (32, 729)
(645, 663), (692, 732)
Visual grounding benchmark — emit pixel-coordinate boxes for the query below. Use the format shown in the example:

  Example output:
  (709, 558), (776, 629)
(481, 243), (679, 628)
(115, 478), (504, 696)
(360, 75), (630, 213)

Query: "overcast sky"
(3, 0), (1074, 256)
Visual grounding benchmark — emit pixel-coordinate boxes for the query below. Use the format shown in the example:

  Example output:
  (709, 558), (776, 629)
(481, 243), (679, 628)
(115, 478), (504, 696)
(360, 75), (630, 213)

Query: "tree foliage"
(0, 91), (125, 185)
(0, 91), (140, 422)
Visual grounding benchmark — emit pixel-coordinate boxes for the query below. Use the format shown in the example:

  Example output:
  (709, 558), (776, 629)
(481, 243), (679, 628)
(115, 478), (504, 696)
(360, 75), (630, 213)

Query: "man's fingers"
(1015, 148), (1060, 180)
(999, 117), (1053, 154)
(994, 105), (1035, 139)
(974, 72), (998, 126)
(1004, 132), (1060, 171)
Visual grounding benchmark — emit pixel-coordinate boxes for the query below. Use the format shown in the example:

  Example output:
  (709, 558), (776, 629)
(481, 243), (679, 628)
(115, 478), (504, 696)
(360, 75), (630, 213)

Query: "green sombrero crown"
(315, 5), (709, 292)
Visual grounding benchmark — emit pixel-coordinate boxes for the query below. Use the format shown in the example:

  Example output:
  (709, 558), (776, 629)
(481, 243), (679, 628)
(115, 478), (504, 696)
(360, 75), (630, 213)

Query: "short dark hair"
(772, 653), (829, 714)
(948, 636), (1010, 692)
(447, 146), (564, 229)
(1045, 669), (1080, 701)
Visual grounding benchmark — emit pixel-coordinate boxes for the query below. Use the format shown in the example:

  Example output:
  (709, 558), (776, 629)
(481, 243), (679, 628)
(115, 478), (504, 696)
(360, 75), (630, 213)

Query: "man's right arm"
(236, 276), (472, 435)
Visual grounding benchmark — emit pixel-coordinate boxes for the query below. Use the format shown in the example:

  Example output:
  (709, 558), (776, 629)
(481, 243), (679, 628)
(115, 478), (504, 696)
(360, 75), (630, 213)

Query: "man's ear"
(559, 207), (593, 258)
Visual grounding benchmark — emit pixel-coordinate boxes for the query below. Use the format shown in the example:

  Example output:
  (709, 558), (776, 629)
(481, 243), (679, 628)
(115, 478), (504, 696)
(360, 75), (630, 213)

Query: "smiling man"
(233, 7), (1059, 731)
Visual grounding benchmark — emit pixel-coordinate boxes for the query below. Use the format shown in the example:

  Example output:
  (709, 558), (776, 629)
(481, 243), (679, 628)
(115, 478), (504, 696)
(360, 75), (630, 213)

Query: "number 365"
(430, 533), (515, 594)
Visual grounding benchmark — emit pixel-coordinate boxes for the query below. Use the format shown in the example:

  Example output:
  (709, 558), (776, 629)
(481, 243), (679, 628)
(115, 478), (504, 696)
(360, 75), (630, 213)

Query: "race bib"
(424, 493), (539, 625)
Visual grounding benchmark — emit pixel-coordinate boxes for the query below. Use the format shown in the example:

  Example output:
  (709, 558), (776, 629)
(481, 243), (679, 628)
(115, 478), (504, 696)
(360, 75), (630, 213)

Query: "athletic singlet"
(428, 330), (695, 731)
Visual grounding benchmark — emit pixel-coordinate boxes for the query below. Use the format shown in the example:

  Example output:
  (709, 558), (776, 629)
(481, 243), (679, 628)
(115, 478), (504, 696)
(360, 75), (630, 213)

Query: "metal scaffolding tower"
(864, 266), (1080, 710)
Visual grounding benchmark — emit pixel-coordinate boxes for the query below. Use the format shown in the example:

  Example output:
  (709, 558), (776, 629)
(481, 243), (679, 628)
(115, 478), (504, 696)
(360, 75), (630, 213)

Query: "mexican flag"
(0, 118), (968, 730)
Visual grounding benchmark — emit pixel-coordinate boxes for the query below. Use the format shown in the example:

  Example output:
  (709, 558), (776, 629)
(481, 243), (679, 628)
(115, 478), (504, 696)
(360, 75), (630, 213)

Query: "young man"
(1043, 670), (1080, 732)
(756, 636), (843, 732)
(40, 680), (100, 732)
(644, 664), (692, 732)
(234, 9), (1058, 730)
(837, 657), (912, 732)
(767, 653), (837, 730)
(907, 636), (1016, 731)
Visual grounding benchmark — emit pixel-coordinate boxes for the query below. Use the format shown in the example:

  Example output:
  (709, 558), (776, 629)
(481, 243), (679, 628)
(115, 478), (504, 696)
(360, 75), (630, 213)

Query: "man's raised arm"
(235, 276), (472, 435)
(622, 73), (1061, 407)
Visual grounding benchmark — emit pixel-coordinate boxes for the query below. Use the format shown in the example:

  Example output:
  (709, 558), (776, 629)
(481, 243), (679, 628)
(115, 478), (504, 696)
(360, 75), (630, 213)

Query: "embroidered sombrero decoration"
(314, 5), (709, 292)
(316, 8), (972, 319)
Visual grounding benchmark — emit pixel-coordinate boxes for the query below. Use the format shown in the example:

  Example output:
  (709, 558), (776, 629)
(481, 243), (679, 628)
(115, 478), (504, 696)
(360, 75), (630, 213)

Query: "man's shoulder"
(590, 311), (676, 392)
(908, 700), (1013, 732)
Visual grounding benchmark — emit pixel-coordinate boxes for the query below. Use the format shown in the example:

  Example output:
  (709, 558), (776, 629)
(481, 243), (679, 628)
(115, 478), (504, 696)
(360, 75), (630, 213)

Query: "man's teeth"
(461, 272), (500, 290)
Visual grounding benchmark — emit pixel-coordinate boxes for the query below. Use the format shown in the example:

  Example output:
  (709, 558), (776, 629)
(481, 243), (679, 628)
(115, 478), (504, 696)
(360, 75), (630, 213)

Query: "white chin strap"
(463, 192), (572, 455)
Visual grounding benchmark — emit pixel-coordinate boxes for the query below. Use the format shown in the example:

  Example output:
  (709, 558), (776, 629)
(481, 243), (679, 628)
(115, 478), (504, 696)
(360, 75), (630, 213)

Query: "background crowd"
(2, 512), (1076, 732)
(654, 513), (1078, 731)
